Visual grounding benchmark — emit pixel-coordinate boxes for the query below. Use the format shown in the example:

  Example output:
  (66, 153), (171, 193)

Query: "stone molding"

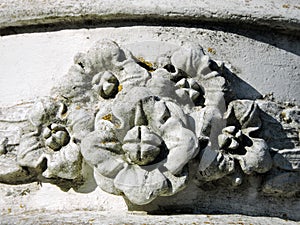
(1, 0), (300, 34)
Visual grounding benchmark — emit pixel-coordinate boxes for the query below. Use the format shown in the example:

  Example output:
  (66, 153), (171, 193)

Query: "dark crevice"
(1, 14), (299, 56)
(136, 60), (155, 72)
(149, 141), (169, 165)
(225, 145), (247, 156)
(169, 69), (188, 83)
(163, 64), (176, 73)
(78, 62), (85, 69)
(1, 14), (299, 37)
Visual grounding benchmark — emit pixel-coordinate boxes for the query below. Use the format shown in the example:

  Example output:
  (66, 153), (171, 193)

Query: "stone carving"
(196, 100), (274, 186)
(17, 98), (84, 180)
(0, 40), (299, 207)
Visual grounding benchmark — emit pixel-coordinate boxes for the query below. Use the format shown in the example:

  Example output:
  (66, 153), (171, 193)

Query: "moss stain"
(282, 4), (290, 8)
(118, 84), (123, 92)
(137, 57), (155, 72)
(102, 114), (112, 121)
(207, 47), (216, 54)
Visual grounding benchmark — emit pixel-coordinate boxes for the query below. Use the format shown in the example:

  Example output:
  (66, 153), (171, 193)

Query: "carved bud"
(218, 126), (248, 155)
(43, 123), (70, 151)
(175, 78), (204, 104)
(92, 71), (119, 99)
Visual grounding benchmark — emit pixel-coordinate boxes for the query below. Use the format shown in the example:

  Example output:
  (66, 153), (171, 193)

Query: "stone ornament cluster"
(0, 40), (299, 205)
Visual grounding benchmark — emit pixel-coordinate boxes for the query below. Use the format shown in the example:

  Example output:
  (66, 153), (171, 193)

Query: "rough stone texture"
(2, 210), (299, 225)
(0, 0), (300, 33)
(0, 183), (298, 224)
(126, 179), (300, 221)
(0, 183), (126, 213)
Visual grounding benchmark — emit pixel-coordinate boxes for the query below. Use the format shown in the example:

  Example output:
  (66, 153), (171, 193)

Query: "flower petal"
(114, 165), (168, 205)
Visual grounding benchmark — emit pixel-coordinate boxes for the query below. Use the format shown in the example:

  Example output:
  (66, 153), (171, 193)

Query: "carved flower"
(223, 100), (273, 174)
(77, 40), (239, 204)
(17, 97), (93, 180)
(81, 87), (199, 205)
(196, 100), (273, 184)
(52, 40), (127, 104)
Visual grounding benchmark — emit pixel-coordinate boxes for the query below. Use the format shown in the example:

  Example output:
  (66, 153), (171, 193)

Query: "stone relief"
(0, 40), (299, 205)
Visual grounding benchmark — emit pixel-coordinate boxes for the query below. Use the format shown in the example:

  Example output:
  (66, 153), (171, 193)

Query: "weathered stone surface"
(1, 210), (299, 225)
(0, 0), (299, 33)
(0, 182), (126, 216)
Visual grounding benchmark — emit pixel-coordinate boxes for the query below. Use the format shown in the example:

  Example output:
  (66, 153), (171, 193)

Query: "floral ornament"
(170, 42), (212, 78)
(81, 83), (200, 205)
(122, 125), (163, 166)
(77, 40), (232, 205)
(52, 40), (128, 104)
(224, 100), (273, 174)
(17, 97), (93, 180)
(16, 40), (229, 202)
(0, 38), (298, 211)
(196, 100), (273, 184)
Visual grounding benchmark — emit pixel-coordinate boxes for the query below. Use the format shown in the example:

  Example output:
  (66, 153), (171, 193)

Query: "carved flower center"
(92, 71), (119, 99)
(175, 77), (204, 106)
(42, 123), (70, 151)
(122, 126), (163, 165)
(218, 126), (252, 155)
